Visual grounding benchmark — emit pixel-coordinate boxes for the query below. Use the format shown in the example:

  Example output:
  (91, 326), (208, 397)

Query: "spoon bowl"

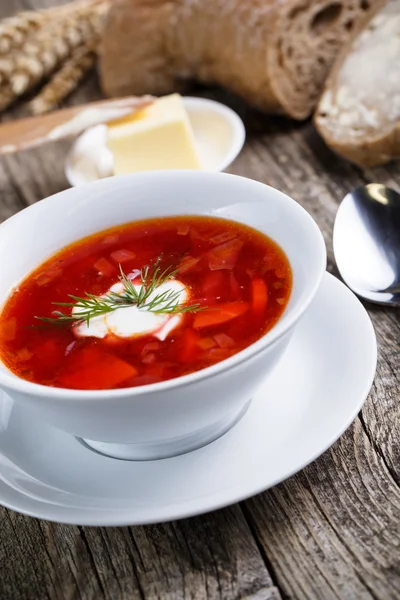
(333, 184), (400, 306)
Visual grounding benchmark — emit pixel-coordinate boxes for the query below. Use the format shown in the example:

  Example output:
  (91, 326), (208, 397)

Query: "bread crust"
(99, 0), (379, 120)
(314, 0), (397, 168)
(316, 122), (400, 168)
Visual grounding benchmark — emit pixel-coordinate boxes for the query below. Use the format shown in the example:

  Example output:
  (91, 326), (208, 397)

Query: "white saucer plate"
(65, 97), (246, 187)
(0, 274), (376, 526)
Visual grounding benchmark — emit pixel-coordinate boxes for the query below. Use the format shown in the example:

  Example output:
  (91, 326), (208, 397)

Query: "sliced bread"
(99, 0), (382, 120)
(315, 0), (400, 167)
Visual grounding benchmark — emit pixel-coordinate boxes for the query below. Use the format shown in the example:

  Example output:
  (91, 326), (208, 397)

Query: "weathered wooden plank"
(243, 422), (400, 600)
(0, 507), (278, 600)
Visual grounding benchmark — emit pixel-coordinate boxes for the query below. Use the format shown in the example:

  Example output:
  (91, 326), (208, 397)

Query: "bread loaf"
(315, 0), (400, 167)
(99, 0), (381, 120)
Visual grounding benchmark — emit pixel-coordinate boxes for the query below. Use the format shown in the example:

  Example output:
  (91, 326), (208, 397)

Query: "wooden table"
(1, 2), (399, 599)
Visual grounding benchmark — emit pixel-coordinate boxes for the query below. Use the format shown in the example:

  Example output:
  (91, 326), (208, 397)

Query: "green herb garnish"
(36, 263), (202, 327)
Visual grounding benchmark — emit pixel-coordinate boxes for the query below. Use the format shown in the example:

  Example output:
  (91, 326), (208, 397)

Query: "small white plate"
(65, 97), (246, 187)
(0, 274), (376, 525)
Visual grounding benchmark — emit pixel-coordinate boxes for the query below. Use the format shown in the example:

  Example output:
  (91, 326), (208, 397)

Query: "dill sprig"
(36, 263), (202, 327)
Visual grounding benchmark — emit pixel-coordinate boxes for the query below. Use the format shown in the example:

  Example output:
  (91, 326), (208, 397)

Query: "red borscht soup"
(0, 216), (292, 390)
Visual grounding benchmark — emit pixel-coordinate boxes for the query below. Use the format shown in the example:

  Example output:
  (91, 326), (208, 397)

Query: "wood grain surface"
(0, 2), (399, 599)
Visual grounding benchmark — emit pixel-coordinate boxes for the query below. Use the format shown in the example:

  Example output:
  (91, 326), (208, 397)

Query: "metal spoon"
(333, 183), (400, 306)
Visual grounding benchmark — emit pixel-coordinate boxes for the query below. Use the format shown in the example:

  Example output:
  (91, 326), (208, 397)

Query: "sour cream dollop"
(73, 278), (188, 341)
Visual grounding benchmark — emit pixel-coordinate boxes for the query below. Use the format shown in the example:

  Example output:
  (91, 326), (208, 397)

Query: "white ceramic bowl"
(65, 97), (246, 187)
(0, 172), (326, 460)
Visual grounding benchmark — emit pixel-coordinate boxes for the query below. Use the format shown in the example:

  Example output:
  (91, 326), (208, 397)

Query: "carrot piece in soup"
(127, 374), (162, 387)
(101, 234), (119, 245)
(178, 256), (200, 274)
(190, 228), (212, 249)
(198, 337), (216, 350)
(59, 354), (137, 390)
(210, 231), (237, 245)
(142, 352), (157, 365)
(93, 257), (115, 277)
(65, 345), (108, 371)
(251, 279), (268, 317)
(110, 249), (136, 264)
(34, 267), (63, 287)
(145, 363), (167, 378)
(2, 317), (16, 341)
(275, 267), (287, 279)
(208, 239), (244, 270)
(177, 224), (190, 235)
(141, 342), (161, 355)
(206, 348), (233, 361)
(103, 334), (125, 346)
(193, 302), (249, 329)
(16, 348), (33, 361)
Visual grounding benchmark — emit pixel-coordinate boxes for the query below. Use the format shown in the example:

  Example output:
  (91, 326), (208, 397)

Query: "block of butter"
(106, 94), (202, 175)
